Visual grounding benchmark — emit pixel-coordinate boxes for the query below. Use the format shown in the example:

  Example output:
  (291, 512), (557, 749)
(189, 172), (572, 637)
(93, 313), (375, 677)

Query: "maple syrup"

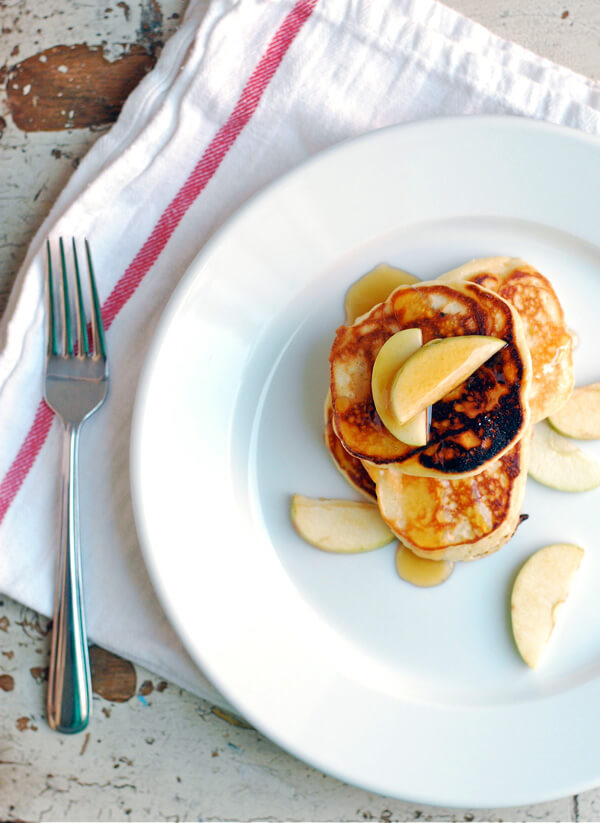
(344, 264), (418, 323)
(395, 544), (454, 587)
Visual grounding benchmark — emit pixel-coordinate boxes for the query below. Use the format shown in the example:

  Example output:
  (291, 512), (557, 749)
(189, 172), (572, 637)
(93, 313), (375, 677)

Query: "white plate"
(131, 116), (600, 808)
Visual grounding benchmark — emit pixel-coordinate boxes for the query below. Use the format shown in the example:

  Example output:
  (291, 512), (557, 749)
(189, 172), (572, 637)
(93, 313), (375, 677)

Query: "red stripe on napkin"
(0, 402), (54, 523)
(0, 0), (318, 525)
(103, 0), (318, 326)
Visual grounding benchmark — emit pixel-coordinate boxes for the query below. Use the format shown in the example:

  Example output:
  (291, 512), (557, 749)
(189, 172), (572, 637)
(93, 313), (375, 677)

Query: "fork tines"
(46, 238), (106, 359)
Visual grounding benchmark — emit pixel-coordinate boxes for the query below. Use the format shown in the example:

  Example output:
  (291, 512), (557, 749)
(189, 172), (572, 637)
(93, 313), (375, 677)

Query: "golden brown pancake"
(324, 393), (376, 500)
(365, 431), (530, 561)
(437, 257), (573, 422)
(329, 281), (532, 478)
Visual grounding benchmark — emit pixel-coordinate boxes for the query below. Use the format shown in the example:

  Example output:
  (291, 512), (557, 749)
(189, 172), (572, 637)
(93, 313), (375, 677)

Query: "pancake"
(437, 257), (573, 422)
(365, 431), (530, 561)
(324, 393), (376, 500)
(329, 281), (532, 478)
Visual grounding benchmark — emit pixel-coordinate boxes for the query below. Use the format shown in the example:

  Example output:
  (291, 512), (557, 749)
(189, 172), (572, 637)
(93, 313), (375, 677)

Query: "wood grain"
(89, 645), (137, 702)
(5, 44), (155, 132)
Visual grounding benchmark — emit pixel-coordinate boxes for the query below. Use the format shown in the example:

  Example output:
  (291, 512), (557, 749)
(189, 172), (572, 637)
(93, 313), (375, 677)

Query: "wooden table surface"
(1, 1), (600, 820)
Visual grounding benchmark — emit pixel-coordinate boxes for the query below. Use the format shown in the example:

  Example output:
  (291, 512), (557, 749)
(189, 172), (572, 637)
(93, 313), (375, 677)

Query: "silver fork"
(44, 238), (108, 733)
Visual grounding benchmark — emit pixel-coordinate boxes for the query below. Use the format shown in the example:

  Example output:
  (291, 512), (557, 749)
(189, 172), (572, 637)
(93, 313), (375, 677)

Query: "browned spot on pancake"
(471, 273), (499, 289)
(455, 430), (481, 449)
(502, 446), (522, 479)
(458, 264), (573, 423)
(343, 400), (382, 432)
(324, 399), (376, 499)
(374, 438), (525, 554)
(420, 354), (524, 473)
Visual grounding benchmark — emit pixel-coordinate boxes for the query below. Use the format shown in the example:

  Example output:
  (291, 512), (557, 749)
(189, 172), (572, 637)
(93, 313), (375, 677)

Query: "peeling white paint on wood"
(0, 0), (187, 313)
(0, 594), (580, 822)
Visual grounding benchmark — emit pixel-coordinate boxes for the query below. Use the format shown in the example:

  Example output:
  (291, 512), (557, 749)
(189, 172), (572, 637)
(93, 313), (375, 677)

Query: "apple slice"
(511, 543), (584, 668)
(395, 545), (454, 587)
(290, 494), (394, 552)
(548, 382), (600, 440)
(529, 421), (600, 492)
(390, 335), (506, 425)
(371, 329), (428, 446)
(344, 264), (419, 324)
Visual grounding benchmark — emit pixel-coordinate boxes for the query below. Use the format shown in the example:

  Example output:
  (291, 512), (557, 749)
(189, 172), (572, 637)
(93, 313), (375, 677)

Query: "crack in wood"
(211, 707), (255, 730)
(16, 613), (50, 640)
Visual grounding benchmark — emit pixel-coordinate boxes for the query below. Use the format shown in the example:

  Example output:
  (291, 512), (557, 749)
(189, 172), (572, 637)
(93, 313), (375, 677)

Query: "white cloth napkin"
(2, 0), (600, 709)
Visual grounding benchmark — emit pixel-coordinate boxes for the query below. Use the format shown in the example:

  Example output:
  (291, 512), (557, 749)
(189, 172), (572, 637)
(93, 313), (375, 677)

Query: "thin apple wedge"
(511, 543), (584, 668)
(371, 328), (429, 446)
(548, 382), (600, 440)
(390, 335), (506, 425)
(529, 421), (600, 492)
(344, 264), (419, 324)
(291, 494), (394, 552)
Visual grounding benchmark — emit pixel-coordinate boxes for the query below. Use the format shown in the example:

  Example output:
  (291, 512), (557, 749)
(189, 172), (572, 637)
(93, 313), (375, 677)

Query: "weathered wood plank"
(89, 645), (137, 702)
(0, 594), (578, 823)
(6, 44), (155, 131)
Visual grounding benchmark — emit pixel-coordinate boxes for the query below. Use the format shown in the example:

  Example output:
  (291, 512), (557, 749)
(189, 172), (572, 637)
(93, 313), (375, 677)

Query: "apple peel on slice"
(511, 543), (584, 668)
(290, 494), (394, 553)
(548, 382), (600, 440)
(371, 328), (429, 447)
(344, 264), (419, 324)
(529, 421), (600, 492)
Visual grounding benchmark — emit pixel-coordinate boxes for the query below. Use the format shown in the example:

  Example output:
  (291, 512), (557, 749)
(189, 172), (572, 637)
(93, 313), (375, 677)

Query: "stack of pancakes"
(327, 258), (573, 561)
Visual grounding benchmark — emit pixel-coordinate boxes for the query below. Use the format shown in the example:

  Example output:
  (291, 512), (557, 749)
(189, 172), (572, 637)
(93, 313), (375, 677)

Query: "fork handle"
(47, 422), (92, 733)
